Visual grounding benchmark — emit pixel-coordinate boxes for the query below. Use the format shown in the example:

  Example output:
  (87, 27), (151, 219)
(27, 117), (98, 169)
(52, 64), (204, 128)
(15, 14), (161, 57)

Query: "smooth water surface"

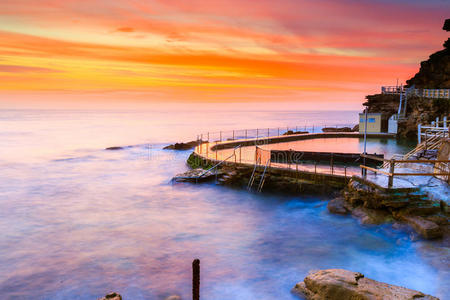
(0, 109), (446, 299)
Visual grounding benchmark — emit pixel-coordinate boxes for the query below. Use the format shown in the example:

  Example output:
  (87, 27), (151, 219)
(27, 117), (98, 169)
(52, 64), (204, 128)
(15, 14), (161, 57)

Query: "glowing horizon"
(0, 0), (448, 108)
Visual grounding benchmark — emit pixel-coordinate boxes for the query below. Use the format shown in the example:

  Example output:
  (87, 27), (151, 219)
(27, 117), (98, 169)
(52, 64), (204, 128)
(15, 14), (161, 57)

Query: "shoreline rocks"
(164, 140), (202, 150)
(330, 178), (448, 240)
(292, 269), (439, 300)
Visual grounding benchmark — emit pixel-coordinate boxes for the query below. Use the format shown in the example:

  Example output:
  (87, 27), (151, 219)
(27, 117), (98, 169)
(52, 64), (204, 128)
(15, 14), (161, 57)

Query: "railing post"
(207, 132), (209, 141)
(256, 128), (259, 139)
(200, 134), (203, 154)
(193, 259), (200, 300)
(277, 128), (280, 136)
(220, 131), (222, 142)
(312, 125), (314, 133)
(215, 142), (218, 160)
(418, 123), (422, 144)
(267, 128), (270, 137)
(232, 130), (235, 140)
(388, 159), (395, 188)
(245, 129), (248, 139)
(344, 165), (347, 179)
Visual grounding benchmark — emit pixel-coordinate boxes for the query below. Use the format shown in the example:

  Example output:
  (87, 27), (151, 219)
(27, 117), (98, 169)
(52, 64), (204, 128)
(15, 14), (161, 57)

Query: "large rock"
(351, 206), (392, 225)
(292, 269), (439, 300)
(98, 292), (122, 300)
(327, 197), (348, 215)
(401, 215), (442, 239)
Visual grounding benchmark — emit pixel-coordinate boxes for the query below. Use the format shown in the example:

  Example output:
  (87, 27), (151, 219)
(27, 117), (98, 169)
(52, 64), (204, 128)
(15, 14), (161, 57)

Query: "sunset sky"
(0, 0), (448, 109)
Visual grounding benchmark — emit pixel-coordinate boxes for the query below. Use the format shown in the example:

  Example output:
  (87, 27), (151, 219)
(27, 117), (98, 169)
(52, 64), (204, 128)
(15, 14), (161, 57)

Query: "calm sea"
(0, 109), (446, 299)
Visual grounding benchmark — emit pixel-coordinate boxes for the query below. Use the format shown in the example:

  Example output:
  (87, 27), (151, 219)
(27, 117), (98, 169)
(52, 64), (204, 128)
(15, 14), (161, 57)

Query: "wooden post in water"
(388, 159), (395, 188)
(192, 259), (200, 300)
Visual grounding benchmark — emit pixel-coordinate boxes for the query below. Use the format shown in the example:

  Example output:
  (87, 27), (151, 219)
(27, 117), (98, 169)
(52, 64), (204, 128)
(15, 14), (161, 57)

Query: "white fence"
(381, 86), (450, 99)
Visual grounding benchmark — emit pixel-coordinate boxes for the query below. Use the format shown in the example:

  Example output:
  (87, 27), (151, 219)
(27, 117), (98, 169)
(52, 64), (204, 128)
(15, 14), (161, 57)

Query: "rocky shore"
(164, 140), (202, 150)
(327, 179), (448, 240)
(292, 269), (439, 300)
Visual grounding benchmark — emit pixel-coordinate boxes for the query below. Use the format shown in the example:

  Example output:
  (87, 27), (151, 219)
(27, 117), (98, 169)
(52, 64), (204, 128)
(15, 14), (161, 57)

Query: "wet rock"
(401, 215), (442, 239)
(98, 292), (122, 300)
(105, 146), (124, 150)
(351, 206), (391, 225)
(292, 269), (439, 300)
(327, 197), (348, 215)
(164, 140), (202, 150)
(172, 168), (216, 182)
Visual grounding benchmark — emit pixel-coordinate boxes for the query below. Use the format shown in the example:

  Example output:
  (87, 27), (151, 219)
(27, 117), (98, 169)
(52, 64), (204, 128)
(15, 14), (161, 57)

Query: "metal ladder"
(247, 158), (270, 192)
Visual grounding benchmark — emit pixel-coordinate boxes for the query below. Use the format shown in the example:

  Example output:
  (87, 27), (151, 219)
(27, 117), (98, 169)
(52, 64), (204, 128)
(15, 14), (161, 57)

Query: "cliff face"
(399, 96), (450, 138)
(406, 38), (450, 89)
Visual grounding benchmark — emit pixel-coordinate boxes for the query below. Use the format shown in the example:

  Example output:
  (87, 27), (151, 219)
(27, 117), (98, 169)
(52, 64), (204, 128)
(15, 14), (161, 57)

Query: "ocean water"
(0, 109), (446, 299)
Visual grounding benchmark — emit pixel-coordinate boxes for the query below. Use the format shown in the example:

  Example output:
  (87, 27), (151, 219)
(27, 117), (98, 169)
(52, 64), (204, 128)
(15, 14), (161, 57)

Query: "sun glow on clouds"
(0, 0), (448, 108)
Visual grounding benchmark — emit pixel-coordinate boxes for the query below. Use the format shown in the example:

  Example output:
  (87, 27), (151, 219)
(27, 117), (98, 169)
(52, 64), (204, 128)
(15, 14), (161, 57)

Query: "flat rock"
(98, 292), (122, 300)
(292, 269), (439, 300)
(172, 168), (215, 182)
(401, 215), (442, 239)
(351, 206), (391, 225)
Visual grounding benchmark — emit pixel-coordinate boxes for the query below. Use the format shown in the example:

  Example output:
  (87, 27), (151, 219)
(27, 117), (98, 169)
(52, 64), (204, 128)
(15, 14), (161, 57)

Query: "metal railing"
(195, 123), (356, 144)
(361, 154), (450, 188)
(381, 86), (450, 99)
(417, 116), (449, 144)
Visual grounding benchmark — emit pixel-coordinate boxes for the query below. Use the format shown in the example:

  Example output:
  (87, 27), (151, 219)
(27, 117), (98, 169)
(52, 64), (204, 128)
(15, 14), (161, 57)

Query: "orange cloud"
(0, 0), (447, 105)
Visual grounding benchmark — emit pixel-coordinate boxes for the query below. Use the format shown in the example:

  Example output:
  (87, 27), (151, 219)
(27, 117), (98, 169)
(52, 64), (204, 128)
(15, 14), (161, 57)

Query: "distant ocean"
(0, 109), (445, 299)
